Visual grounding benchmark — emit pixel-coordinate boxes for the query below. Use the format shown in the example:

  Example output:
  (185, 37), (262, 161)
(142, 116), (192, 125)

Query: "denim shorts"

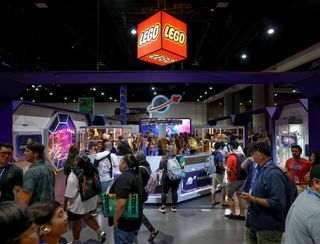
(113, 227), (139, 244)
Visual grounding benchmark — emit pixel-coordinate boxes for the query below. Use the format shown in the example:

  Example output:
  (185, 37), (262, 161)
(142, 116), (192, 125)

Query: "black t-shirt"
(109, 169), (143, 232)
(0, 163), (23, 201)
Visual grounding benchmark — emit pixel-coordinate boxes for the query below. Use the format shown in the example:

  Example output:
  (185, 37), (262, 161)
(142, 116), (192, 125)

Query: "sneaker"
(237, 215), (246, 221)
(100, 232), (106, 244)
(224, 213), (238, 219)
(148, 230), (159, 242)
(91, 209), (98, 217)
(159, 206), (166, 214)
(171, 206), (177, 212)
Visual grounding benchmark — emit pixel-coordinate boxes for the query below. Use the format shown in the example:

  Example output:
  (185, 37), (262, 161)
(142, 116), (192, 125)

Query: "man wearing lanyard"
(240, 142), (287, 244)
(285, 145), (311, 194)
(0, 143), (23, 201)
(284, 164), (320, 244)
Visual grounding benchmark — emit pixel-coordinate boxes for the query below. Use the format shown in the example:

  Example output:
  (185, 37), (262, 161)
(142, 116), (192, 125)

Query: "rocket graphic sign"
(147, 94), (182, 114)
(137, 11), (187, 66)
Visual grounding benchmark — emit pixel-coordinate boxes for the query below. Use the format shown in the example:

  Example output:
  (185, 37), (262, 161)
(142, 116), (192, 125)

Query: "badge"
(294, 175), (300, 184)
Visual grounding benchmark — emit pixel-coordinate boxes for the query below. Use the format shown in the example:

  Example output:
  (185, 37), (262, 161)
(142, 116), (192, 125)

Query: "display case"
(79, 126), (133, 155)
(275, 103), (309, 168)
(194, 126), (245, 152)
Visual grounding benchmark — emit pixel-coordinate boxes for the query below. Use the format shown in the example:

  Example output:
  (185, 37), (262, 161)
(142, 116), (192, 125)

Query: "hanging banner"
(137, 11), (187, 66)
(79, 97), (94, 114)
(147, 94), (182, 114)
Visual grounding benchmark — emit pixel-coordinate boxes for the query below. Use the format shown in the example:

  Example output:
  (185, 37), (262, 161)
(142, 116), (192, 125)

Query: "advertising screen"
(140, 118), (191, 137)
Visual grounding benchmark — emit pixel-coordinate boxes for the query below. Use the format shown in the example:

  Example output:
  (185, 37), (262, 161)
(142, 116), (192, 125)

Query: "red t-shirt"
(285, 157), (312, 185)
(226, 154), (238, 182)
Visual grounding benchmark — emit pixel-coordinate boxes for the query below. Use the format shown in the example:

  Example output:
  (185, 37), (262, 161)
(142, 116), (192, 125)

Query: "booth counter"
(89, 153), (212, 204)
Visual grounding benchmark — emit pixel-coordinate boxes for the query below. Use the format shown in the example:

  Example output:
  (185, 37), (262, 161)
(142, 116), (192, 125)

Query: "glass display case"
(79, 126), (133, 155)
(275, 103), (309, 168)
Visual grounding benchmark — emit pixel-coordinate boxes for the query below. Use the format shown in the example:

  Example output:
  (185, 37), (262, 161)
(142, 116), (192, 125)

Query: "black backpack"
(262, 165), (298, 215)
(230, 153), (247, 180)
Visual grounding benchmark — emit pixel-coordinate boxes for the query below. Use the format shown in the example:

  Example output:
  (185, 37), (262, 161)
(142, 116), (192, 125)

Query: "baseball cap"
(310, 164), (320, 181)
(26, 142), (45, 155)
(253, 142), (272, 157)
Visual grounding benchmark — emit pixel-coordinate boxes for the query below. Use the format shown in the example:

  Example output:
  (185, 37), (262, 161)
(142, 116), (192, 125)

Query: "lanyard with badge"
(249, 160), (272, 194)
(292, 159), (301, 184)
(0, 166), (7, 198)
(306, 188), (320, 201)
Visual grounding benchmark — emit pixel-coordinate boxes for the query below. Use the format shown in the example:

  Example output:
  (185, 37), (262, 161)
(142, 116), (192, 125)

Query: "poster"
(15, 134), (42, 158)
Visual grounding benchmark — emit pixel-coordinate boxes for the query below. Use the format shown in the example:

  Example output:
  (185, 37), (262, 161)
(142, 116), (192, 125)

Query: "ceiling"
(1, 0), (319, 102)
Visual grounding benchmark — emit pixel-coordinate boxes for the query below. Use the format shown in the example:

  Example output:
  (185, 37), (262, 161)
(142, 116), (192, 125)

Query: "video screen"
(140, 118), (191, 137)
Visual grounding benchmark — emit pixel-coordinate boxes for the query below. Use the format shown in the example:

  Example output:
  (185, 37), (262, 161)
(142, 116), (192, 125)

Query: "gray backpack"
(167, 157), (183, 180)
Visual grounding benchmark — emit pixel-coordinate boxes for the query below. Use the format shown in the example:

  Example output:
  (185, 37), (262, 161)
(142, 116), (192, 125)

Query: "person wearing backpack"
(284, 164), (320, 244)
(94, 141), (118, 194)
(239, 142), (287, 244)
(135, 151), (159, 242)
(64, 148), (106, 244)
(158, 142), (185, 213)
(225, 140), (247, 220)
(210, 142), (228, 206)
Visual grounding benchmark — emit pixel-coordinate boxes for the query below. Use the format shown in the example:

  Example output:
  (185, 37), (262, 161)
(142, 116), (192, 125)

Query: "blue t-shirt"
(246, 162), (287, 232)
(213, 151), (225, 174)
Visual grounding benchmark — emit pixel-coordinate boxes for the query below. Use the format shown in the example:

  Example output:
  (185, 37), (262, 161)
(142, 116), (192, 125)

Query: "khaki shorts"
(211, 173), (226, 189)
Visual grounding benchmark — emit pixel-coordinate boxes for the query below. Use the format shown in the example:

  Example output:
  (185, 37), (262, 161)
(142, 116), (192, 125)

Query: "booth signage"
(147, 94), (182, 114)
(79, 97), (94, 114)
(137, 11), (187, 66)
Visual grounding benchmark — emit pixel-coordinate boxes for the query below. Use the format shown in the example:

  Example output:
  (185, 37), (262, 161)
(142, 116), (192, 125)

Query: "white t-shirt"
(95, 150), (118, 182)
(64, 171), (97, 214)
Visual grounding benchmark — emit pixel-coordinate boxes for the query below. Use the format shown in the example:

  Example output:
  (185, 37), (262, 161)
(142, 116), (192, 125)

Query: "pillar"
(120, 85), (127, 125)
(308, 97), (320, 154)
(252, 85), (266, 132)
(0, 99), (13, 143)
(223, 93), (233, 125)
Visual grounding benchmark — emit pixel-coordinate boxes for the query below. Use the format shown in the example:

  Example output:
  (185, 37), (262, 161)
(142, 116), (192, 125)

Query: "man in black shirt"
(0, 143), (23, 201)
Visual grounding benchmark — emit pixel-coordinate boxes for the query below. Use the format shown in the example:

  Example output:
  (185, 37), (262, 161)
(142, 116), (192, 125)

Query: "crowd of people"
(1, 133), (320, 244)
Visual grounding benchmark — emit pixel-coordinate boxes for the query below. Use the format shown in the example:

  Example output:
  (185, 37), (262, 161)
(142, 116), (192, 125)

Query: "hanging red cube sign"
(137, 11), (187, 66)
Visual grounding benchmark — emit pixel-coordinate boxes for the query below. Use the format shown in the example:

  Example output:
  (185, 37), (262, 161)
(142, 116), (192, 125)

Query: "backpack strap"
(94, 152), (113, 178)
(139, 165), (151, 175)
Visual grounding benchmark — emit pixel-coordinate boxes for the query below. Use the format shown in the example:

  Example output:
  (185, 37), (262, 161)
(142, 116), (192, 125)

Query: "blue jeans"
(113, 227), (138, 244)
(101, 179), (114, 193)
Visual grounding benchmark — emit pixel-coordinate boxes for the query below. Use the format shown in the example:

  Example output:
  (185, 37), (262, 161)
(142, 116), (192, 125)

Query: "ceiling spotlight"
(20, 97), (23, 100)
(131, 29), (137, 35)
(35, 88), (39, 91)
(32, 100), (35, 103)
(219, 102), (222, 106)
(92, 87), (96, 91)
(109, 96), (112, 100)
(292, 89), (296, 93)
(267, 28), (275, 35)
(73, 99), (76, 103)
(249, 100), (252, 103)
(64, 97), (67, 100)
(49, 92), (53, 96)
(240, 102), (243, 106)
(114, 99), (117, 102)
(197, 99), (200, 102)
(274, 93), (278, 96)
(204, 91), (208, 95)
(151, 87), (155, 90)
(101, 92), (105, 96)
(153, 92), (157, 95)
(209, 87), (213, 90)
(274, 103), (278, 106)
(241, 54), (247, 59)
(32, 85), (35, 88)
(199, 95), (202, 98)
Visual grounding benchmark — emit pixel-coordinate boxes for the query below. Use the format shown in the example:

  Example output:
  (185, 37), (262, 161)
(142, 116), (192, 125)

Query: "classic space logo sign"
(147, 94), (182, 114)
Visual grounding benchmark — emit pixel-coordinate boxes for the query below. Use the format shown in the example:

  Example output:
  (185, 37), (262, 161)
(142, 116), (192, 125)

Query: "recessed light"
(64, 97), (67, 100)
(292, 89), (296, 93)
(131, 29), (137, 35)
(20, 97), (23, 100)
(109, 96), (112, 100)
(219, 102), (222, 106)
(204, 91), (207, 94)
(101, 92), (105, 95)
(32, 100), (35, 103)
(249, 100), (252, 103)
(274, 93), (278, 96)
(197, 99), (200, 102)
(114, 99), (117, 102)
(153, 92), (157, 95)
(274, 103), (278, 106)
(151, 87), (155, 90)
(267, 28), (275, 35)
(240, 102), (243, 106)
(241, 54), (247, 59)
(73, 99), (76, 103)
(49, 92), (53, 96)
(209, 87), (213, 90)
(32, 85), (35, 88)
(92, 88), (96, 91)
(200, 95), (202, 98)
(35, 88), (39, 91)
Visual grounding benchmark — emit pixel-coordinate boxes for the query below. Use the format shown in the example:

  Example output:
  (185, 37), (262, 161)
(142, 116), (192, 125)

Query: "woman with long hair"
(29, 200), (68, 244)
(64, 146), (106, 244)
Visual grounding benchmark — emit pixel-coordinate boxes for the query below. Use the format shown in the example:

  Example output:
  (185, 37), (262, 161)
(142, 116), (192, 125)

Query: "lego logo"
(139, 23), (160, 47)
(148, 54), (176, 63)
(163, 24), (186, 46)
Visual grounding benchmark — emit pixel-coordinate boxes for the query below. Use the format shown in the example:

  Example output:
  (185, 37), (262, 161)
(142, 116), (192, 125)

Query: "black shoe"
(225, 213), (238, 219)
(237, 215), (246, 221)
(100, 232), (106, 244)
